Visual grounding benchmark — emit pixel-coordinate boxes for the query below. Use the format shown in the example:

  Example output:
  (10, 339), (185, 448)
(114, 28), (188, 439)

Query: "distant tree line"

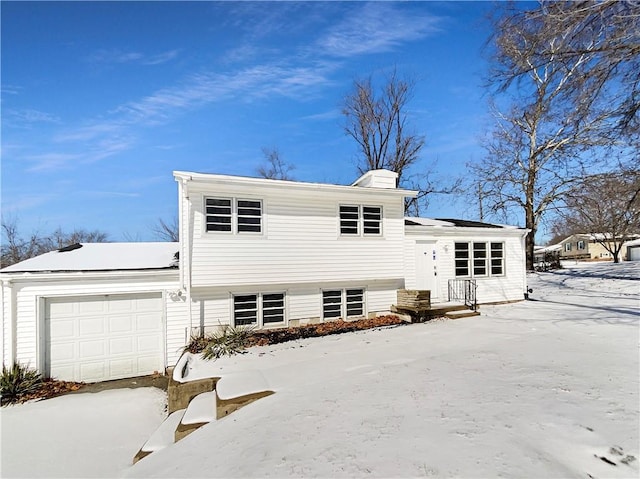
(1, 217), (109, 268)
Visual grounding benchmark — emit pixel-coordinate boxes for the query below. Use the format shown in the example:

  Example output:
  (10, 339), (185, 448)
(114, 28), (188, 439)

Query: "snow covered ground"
(2, 262), (638, 478)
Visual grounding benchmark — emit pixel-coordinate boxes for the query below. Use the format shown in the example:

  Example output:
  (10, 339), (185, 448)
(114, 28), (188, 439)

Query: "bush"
(186, 325), (255, 361)
(1, 362), (42, 406)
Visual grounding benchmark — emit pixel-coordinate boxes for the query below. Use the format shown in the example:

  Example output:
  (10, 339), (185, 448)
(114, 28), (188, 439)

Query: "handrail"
(448, 279), (477, 311)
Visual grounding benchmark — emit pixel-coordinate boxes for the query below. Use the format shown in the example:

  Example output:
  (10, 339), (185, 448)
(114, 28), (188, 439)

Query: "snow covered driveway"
(2, 262), (638, 478)
(1, 388), (166, 478)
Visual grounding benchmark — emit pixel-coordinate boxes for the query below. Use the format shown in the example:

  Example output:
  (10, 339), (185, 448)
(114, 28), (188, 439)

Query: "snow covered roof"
(405, 217), (518, 229)
(625, 238), (640, 247)
(0, 242), (179, 273)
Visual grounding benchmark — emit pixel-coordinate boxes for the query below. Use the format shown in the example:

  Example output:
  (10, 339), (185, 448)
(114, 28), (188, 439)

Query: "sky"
(2, 1), (498, 242)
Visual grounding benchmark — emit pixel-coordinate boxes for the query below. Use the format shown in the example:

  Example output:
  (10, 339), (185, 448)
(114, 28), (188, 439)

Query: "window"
(454, 242), (470, 277)
(339, 205), (382, 236)
(490, 242), (504, 275)
(455, 242), (504, 277)
(233, 294), (258, 326)
(323, 288), (365, 319)
(339, 206), (360, 235)
(233, 293), (285, 327)
(565, 243), (572, 252)
(205, 198), (232, 232)
(577, 240), (585, 250)
(473, 242), (487, 276)
(206, 197), (262, 234)
(362, 206), (382, 235)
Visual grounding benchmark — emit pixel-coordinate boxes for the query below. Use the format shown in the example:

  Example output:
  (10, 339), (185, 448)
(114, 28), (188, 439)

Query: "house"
(559, 233), (639, 261)
(624, 238), (640, 261)
(1, 169), (529, 383)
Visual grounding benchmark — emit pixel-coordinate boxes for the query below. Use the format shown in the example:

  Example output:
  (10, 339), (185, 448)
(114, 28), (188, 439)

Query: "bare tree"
(472, 1), (638, 270)
(556, 168), (640, 262)
(256, 147), (295, 180)
(151, 217), (179, 242)
(342, 69), (455, 214)
(1, 217), (109, 268)
(495, 1), (640, 134)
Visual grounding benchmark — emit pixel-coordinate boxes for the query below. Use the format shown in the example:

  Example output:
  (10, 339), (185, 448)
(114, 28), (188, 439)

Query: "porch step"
(444, 309), (481, 319)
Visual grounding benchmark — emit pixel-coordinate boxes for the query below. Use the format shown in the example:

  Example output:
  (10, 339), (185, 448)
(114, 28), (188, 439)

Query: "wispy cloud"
(4, 108), (60, 127)
(25, 152), (82, 172)
(300, 109), (341, 122)
(88, 48), (180, 66)
(316, 4), (441, 58)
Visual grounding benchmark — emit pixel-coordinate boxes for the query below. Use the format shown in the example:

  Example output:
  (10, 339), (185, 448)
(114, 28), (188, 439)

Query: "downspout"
(180, 176), (194, 334)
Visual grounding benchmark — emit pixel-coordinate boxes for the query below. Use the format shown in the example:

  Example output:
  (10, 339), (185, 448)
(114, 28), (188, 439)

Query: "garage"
(45, 293), (165, 382)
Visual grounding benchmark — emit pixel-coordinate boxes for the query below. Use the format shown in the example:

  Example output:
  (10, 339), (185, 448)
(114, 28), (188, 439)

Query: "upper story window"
(339, 205), (382, 236)
(206, 197), (262, 234)
(577, 240), (585, 250)
(455, 241), (505, 277)
(565, 243), (572, 252)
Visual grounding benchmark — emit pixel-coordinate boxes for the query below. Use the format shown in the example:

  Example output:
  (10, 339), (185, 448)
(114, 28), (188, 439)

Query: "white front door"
(415, 241), (439, 299)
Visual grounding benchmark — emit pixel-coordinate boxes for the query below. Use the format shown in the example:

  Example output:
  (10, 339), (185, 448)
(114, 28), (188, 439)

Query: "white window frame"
(322, 288), (366, 320)
(339, 205), (382, 237)
(455, 241), (505, 278)
(565, 243), (572, 252)
(577, 240), (585, 250)
(232, 292), (286, 327)
(205, 196), (263, 235)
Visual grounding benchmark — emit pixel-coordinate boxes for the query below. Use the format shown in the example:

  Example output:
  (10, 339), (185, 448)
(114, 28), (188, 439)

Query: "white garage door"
(45, 293), (164, 383)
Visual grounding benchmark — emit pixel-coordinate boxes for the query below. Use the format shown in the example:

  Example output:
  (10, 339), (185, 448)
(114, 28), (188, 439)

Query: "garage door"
(45, 293), (164, 382)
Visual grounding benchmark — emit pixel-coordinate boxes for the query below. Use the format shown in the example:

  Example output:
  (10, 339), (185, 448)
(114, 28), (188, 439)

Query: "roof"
(625, 238), (640, 247)
(405, 217), (513, 229)
(174, 170), (418, 198)
(0, 242), (179, 273)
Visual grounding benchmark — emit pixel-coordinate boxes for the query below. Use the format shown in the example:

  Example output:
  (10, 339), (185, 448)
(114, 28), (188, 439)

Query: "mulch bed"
(2, 379), (85, 406)
(245, 315), (407, 347)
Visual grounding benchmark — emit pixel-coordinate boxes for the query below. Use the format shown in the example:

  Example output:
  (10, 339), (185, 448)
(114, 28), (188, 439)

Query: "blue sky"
(2, 1), (496, 241)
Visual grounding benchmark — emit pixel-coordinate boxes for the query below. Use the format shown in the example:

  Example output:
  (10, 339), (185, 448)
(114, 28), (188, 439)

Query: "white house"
(1, 169), (529, 383)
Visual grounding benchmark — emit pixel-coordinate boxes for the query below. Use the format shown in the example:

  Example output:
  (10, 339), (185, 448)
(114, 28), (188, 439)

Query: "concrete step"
(175, 391), (217, 442)
(215, 370), (275, 419)
(133, 408), (185, 463)
(444, 309), (481, 319)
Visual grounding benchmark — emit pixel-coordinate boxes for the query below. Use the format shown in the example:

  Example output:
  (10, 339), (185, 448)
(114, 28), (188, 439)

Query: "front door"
(415, 241), (439, 300)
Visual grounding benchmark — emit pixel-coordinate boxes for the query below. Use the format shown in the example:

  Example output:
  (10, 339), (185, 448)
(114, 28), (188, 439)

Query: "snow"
(180, 392), (216, 425)
(2, 262), (638, 478)
(1, 388), (166, 478)
(0, 242), (179, 273)
(141, 409), (185, 453)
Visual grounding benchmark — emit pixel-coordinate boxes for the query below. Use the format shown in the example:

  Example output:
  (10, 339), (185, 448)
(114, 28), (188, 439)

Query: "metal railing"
(448, 279), (478, 311)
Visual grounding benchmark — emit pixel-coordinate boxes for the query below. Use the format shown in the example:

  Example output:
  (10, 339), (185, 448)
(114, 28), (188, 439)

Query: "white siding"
(185, 183), (407, 288)
(405, 230), (527, 304)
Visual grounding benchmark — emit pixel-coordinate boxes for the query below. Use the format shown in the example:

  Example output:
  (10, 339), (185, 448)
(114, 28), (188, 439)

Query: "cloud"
(25, 152), (82, 172)
(88, 48), (179, 66)
(4, 108), (60, 127)
(316, 3), (441, 58)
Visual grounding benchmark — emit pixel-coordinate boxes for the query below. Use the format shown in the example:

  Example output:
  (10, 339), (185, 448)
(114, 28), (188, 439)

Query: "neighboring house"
(624, 238), (640, 261)
(559, 233), (639, 261)
(1, 169), (529, 383)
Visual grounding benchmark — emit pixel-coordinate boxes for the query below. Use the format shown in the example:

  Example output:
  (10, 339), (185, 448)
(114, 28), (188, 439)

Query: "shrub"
(195, 325), (255, 361)
(1, 362), (42, 406)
